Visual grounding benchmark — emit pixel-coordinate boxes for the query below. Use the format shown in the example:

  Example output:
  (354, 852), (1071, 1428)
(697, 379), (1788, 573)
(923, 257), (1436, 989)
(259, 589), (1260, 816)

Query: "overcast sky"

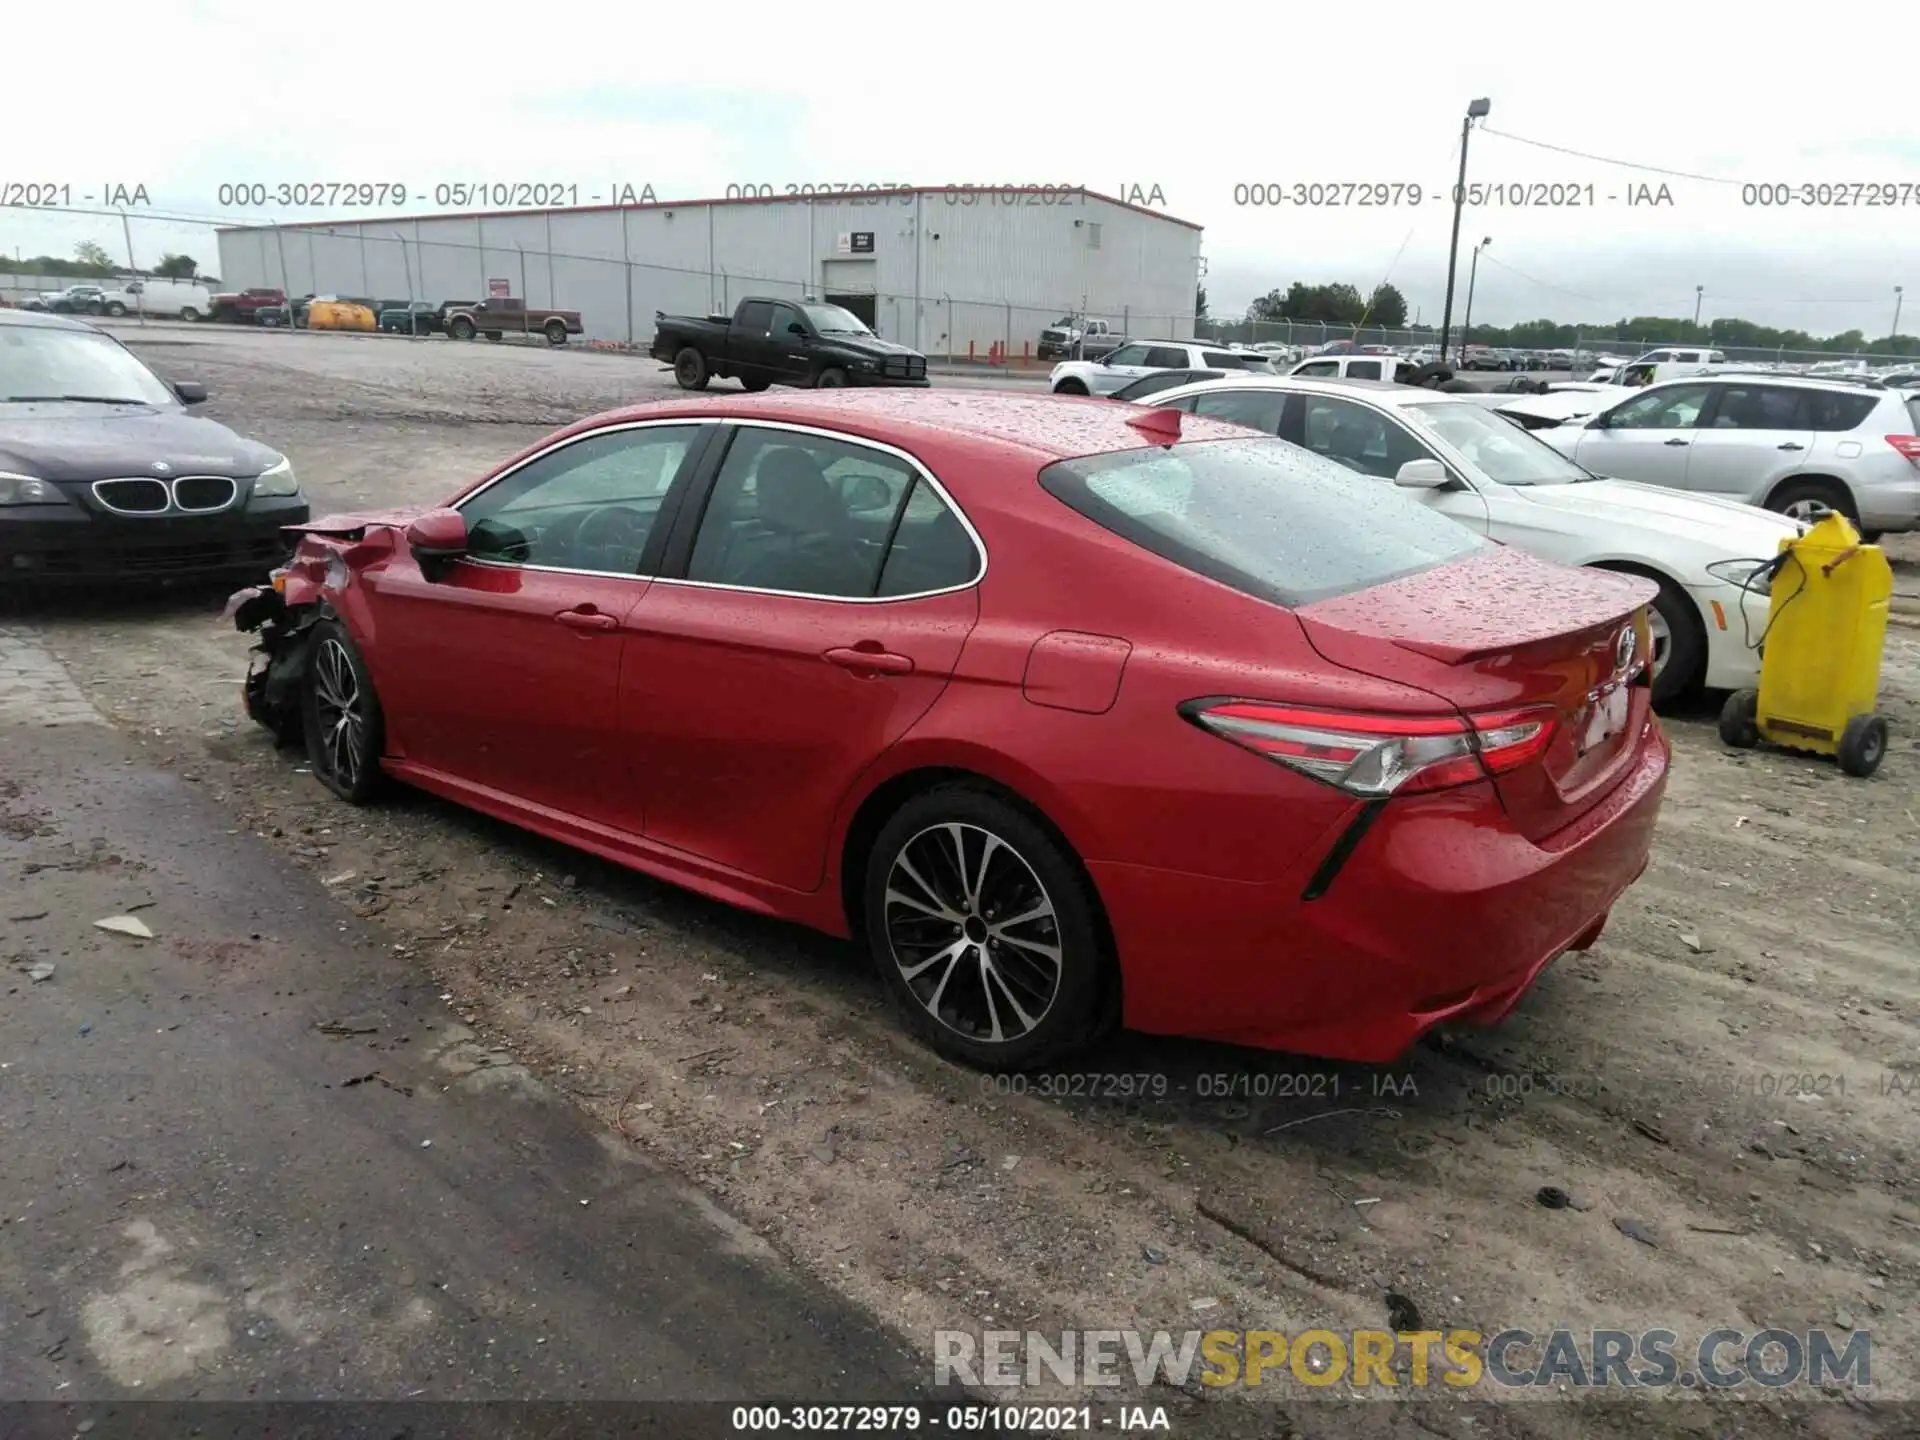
(10, 3), (1914, 338)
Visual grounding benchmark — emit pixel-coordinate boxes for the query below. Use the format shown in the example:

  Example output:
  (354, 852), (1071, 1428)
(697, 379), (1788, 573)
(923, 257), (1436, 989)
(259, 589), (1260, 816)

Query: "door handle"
(555, 608), (618, 631)
(1777, 442), (1805, 451)
(1663, 438), (1690, 447)
(824, 646), (914, 675)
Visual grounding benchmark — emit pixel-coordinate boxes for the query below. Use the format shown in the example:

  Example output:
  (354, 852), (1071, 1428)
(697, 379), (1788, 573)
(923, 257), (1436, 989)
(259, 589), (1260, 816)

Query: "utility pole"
(1459, 238), (1490, 365)
(1893, 285), (1905, 344)
(119, 209), (144, 324)
(1694, 285), (1704, 328)
(1437, 97), (1491, 360)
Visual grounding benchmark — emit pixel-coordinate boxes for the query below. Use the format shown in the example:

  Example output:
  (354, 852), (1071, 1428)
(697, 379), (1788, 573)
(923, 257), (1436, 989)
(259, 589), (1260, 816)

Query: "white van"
(111, 277), (216, 321)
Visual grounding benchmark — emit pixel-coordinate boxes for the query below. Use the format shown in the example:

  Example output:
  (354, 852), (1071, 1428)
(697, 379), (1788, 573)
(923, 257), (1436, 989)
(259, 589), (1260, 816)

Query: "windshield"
(1402, 401), (1596, 486)
(0, 325), (177, 406)
(802, 303), (872, 335)
(1038, 437), (1488, 608)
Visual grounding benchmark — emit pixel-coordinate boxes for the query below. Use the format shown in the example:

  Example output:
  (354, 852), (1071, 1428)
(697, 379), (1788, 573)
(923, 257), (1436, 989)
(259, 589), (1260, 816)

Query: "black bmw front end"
(0, 309), (308, 585)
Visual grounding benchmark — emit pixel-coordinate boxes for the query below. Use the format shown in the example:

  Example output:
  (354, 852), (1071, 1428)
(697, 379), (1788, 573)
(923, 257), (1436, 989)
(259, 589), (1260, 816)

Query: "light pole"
(1693, 285), (1704, 329)
(1459, 237), (1491, 365)
(1438, 97), (1491, 361)
(1893, 285), (1905, 344)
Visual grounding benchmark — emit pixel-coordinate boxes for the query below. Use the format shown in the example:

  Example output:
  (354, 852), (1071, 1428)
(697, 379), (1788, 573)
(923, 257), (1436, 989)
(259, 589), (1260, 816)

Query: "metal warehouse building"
(214, 188), (1203, 358)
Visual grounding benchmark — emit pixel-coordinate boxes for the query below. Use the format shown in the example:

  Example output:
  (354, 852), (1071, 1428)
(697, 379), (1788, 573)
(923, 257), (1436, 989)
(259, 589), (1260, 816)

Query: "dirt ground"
(12, 329), (1919, 1437)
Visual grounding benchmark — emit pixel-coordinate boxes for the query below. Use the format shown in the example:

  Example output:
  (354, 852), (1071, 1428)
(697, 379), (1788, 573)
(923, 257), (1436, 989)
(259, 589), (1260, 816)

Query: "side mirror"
(173, 380), (208, 405)
(404, 508), (469, 566)
(1394, 458), (1450, 489)
(788, 321), (807, 335)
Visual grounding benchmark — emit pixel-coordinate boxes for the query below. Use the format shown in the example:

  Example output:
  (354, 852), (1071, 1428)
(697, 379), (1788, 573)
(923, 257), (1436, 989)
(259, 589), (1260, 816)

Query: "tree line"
(1242, 281), (1917, 356)
(2, 240), (202, 279)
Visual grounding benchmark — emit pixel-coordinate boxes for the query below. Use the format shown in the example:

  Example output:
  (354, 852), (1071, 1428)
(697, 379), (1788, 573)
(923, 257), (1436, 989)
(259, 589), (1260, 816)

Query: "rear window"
(1037, 437), (1488, 609)
(1204, 351), (1259, 368)
(1906, 397), (1920, 432)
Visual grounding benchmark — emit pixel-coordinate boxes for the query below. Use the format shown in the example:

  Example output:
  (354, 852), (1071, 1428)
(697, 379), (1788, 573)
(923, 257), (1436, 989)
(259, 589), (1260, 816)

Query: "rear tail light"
(1885, 435), (1920, 462)
(1185, 701), (1557, 797)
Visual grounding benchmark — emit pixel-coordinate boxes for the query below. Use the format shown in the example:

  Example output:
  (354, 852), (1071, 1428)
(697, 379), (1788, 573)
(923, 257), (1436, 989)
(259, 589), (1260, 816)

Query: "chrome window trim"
(453, 415), (989, 603)
(90, 477), (171, 515)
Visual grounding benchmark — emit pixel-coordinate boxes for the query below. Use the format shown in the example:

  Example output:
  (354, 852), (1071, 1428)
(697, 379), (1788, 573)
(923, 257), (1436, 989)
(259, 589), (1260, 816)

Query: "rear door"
(1091, 343), (1156, 393)
(619, 422), (984, 891)
(1683, 382), (1815, 501)
(364, 421), (712, 832)
(1571, 383), (1711, 489)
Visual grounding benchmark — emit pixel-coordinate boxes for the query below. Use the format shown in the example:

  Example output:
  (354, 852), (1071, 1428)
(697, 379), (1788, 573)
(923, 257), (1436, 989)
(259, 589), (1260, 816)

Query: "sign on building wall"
(835, 232), (876, 256)
(488, 278), (511, 298)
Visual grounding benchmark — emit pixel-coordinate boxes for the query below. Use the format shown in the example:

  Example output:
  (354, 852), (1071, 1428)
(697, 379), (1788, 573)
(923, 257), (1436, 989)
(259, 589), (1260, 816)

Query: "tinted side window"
(1189, 389), (1287, 434)
(1293, 360), (1339, 376)
(1708, 385), (1809, 429)
(1105, 344), (1151, 366)
(1144, 347), (1189, 368)
(737, 300), (773, 332)
(460, 425), (701, 574)
(769, 303), (803, 335)
(687, 429), (916, 598)
(1806, 391), (1880, 431)
(1298, 396), (1429, 478)
(1606, 385), (1710, 429)
(1345, 360), (1383, 380)
(1153, 396), (1200, 413)
(876, 477), (981, 596)
(1200, 351), (1244, 367)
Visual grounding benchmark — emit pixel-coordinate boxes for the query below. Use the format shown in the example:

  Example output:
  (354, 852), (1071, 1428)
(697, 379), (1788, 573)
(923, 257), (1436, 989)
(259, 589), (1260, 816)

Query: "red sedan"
(231, 391), (1669, 1070)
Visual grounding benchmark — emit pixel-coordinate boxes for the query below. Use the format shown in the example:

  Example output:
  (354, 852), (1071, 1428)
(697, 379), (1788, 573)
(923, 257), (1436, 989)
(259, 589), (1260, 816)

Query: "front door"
(1571, 383), (1712, 491)
(766, 301), (816, 385)
(1090, 343), (1156, 393)
(1282, 391), (1492, 531)
(364, 421), (709, 832)
(729, 298), (777, 381)
(620, 423), (984, 891)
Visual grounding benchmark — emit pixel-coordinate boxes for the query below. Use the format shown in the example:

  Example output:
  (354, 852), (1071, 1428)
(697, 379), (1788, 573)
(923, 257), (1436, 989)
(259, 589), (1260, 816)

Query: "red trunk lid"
(1293, 546), (1657, 841)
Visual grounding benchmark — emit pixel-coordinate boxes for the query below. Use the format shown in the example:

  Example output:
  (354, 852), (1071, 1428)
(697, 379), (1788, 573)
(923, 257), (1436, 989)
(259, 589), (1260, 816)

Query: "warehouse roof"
(215, 186), (1202, 234)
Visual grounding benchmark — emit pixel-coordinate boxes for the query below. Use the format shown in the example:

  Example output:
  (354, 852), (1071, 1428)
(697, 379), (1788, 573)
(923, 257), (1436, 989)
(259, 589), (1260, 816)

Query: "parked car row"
(21, 279), (216, 321)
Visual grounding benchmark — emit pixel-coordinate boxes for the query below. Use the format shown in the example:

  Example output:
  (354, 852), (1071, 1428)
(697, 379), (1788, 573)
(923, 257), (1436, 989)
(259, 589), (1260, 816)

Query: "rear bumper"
(1094, 718), (1670, 1061)
(0, 501), (307, 585)
(1853, 467), (1920, 532)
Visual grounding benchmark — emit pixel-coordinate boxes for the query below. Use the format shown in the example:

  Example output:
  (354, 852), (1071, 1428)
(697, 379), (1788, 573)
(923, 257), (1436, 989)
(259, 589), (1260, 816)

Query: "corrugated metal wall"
(214, 193), (1201, 355)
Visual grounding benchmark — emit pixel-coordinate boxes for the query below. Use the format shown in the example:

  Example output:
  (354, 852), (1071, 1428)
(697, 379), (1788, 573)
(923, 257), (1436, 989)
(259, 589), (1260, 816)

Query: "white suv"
(1533, 373), (1920, 538)
(1050, 341), (1274, 395)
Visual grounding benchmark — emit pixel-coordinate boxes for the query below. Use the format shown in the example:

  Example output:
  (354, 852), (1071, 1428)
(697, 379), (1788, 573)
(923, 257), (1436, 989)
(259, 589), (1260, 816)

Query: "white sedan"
(1049, 341), (1273, 396)
(1129, 374), (1798, 703)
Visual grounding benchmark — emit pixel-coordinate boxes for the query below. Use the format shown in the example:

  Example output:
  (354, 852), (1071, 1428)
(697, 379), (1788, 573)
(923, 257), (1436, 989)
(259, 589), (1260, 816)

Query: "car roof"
(570, 389), (1263, 462)
(1647, 371), (1887, 397)
(1145, 374), (1478, 407)
(0, 307), (98, 333)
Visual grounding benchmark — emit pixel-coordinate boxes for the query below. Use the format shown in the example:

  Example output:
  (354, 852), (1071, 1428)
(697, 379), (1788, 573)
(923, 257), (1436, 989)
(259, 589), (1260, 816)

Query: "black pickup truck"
(651, 296), (929, 391)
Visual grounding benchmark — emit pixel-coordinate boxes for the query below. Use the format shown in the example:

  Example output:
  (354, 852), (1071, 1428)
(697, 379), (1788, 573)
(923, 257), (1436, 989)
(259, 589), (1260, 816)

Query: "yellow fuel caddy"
(1719, 512), (1892, 777)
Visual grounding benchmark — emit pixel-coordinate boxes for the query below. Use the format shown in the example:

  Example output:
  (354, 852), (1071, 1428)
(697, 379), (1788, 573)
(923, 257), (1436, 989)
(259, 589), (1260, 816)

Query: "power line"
(1476, 127), (1741, 185)
(1476, 253), (1608, 303)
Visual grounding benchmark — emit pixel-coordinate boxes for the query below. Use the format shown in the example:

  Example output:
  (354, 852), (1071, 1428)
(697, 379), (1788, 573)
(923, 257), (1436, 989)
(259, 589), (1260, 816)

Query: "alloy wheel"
(312, 638), (366, 790)
(1646, 606), (1672, 679)
(882, 823), (1062, 1046)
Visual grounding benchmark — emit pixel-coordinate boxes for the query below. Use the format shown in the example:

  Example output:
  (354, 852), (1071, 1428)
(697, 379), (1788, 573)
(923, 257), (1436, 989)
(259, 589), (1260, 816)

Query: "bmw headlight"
(1706, 558), (1775, 594)
(0, 472), (64, 506)
(252, 456), (300, 497)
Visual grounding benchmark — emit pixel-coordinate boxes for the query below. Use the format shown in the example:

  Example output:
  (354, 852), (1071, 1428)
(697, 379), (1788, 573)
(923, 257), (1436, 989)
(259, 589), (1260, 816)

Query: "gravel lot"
(10, 329), (1919, 1436)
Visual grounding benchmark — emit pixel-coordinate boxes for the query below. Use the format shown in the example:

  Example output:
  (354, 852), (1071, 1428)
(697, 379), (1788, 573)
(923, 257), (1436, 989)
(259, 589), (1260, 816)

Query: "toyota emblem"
(1614, 625), (1636, 671)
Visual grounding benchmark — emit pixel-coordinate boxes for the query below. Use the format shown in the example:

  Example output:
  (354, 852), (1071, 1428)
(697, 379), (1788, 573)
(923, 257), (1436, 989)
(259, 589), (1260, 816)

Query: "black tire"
(1053, 379), (1089, 396)
(740, 376), (771, 392)
(1600, 568), (1702, 706)
(301, 620), (386, 805)
(1766, 477), (1856, 527)
(863, 784), (1113, 1071)
(448, 316), (476, 340)
(1860, 528), (1884, 544)
(544, 319), (568, 346)
(105, 302), (127, 317)
(674, 346), (710, 390)
(178, 306), (199, 322)
(1836, 714), (1888, 778)
(1718, 688), (1760, 749)
(815, 367), (849, 389)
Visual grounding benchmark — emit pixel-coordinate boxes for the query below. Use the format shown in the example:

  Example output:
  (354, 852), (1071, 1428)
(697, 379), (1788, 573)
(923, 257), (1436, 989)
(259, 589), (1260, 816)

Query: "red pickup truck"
(442, 298), (583, 346)
(208, 288), (288, 324)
